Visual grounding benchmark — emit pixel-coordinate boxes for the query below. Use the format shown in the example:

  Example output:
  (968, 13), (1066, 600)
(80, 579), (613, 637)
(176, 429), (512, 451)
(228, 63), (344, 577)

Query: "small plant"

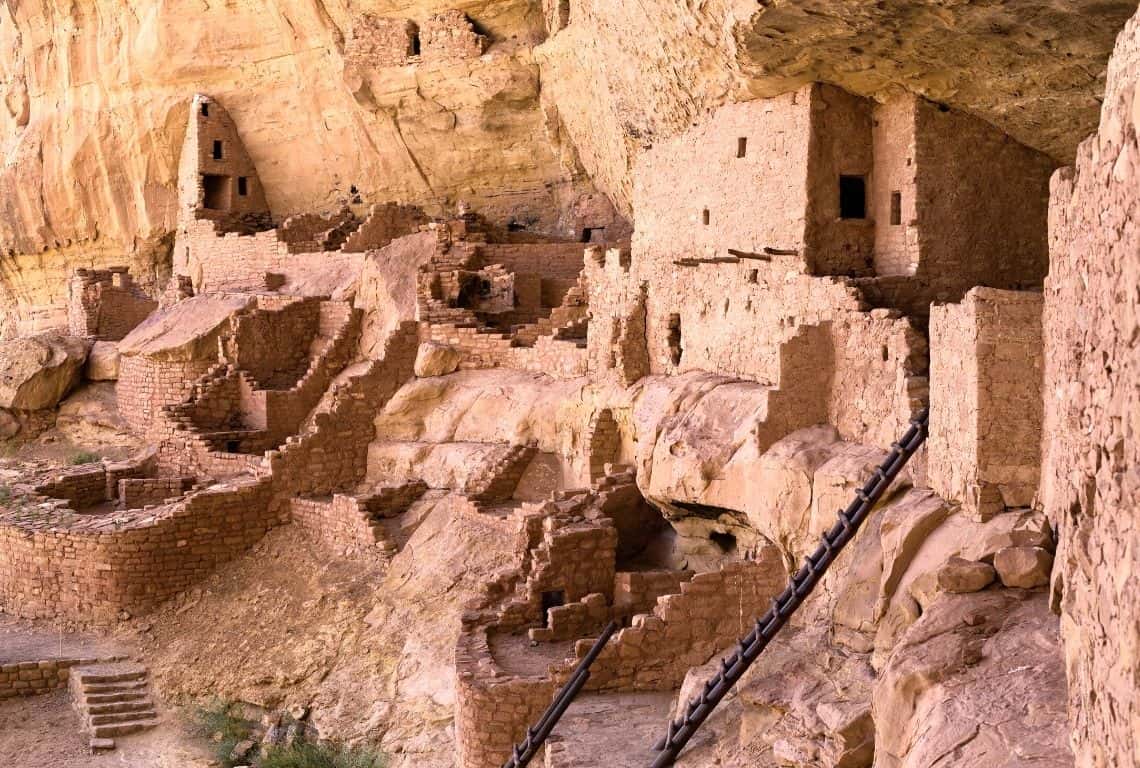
(258, 741), (388, 768)
(193, 699), (258, 768)
(68, 451), (101, 466)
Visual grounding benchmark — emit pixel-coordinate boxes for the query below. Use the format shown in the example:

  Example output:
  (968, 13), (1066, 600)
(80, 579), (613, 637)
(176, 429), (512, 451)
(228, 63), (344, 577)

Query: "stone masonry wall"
(117, 356), (219, 437)
(67, 267), (157, 341)
(1042, 11), (1140, 766)
(930, 287), (1043, 519)
(0, 657), (123, 699)
(912, 97), (1055, 297)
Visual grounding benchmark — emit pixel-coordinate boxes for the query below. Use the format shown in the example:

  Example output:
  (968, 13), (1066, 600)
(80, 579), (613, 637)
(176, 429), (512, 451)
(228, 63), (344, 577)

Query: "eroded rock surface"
(0, 333), (90, 411)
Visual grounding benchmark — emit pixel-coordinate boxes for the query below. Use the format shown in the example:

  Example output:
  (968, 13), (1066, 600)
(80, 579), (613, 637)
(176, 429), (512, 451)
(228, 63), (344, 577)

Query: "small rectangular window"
(737, 137), (747, 158)
(839, 176), (866, 220)
(200, 103), (209, 117)
(238, 177), (248, 196)
(702, 209), (710, 226)
(212, 140), (223, 160)
(890, 191), (902, 225)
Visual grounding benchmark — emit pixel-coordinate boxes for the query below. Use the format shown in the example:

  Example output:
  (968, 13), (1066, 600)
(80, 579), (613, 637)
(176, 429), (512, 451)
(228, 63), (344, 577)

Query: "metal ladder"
(648, 409), (930, 767)
(502, 620), (620, 768)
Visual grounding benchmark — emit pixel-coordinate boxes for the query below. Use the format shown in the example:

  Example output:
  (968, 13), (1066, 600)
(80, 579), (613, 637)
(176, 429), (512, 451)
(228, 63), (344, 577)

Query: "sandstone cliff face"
(0, 0), (597, 334)
(1044, 9), (1140, 766)
(0, 0), (1133, 335)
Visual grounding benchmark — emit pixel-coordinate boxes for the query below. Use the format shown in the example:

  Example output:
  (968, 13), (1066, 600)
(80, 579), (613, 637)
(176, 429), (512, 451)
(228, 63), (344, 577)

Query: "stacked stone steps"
(69, 663), (159, 749)
(466, 443), (540, 505)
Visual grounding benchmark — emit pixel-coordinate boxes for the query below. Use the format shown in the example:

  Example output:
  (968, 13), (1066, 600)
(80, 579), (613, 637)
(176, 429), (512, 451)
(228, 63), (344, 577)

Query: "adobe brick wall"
(0, 657), (123, 699)
(0, 476), (277, 623)
(117, 355), (218, 438)
(805, 86), (875, 277)
(633, 88), (814, 271)
(911, 98), (1055, 297)
(67, 268), (157, 341)
(871, 99), (920, 277)
(345, 15), (418, 69)
(929, 287), (1043, 518)
(0, 324), (420, 624)
(420, 10), (487, 63)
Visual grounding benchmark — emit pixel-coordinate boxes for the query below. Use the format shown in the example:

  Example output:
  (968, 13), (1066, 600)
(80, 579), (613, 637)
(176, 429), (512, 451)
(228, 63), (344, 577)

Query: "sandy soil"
(0, 690), (214, 768)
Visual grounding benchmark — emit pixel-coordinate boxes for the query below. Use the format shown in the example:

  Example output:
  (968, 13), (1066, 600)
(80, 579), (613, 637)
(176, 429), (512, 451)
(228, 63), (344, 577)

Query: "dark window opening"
(709, 530), (737, 555)
(890, 191), (902, 226)
(200, 103), (209, 117)
(737, 137), (747, 158)
(201, 174), (231, 210)
(540, 590), (565, 628)
(237, 177), (248, 197)
(881, 345), (889, 362)
(508, 220), (527, 232)
(747, 269), (758, 284)
(224, 439), (241, 454)
(581, 227), (606, 243)
(557, 0), (570, 26)
(411, 32), (421, 56)
(702, 209), (710, 226)
(839, 176), (866, 220)
(212, 140), (223, 160)
(667, 313), (682, 366)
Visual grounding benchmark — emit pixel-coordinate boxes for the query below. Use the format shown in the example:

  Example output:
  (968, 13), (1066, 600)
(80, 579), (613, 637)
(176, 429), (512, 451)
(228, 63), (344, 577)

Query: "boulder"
(937, 557), (996, 594)
(993, 546), (1053, 589)
(413, 342), (463, 378)
(0, 333), (91, 410)
(85, 341), (120, 381)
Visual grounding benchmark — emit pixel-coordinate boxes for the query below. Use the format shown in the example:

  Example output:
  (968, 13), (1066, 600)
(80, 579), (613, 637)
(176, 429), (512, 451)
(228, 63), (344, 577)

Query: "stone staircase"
(465, 442), (540, 505)
(68, 662), (158, 751)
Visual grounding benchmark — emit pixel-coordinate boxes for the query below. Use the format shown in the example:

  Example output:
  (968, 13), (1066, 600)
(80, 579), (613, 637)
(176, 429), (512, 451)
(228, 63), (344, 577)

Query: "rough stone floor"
(545, 691), (675, 768)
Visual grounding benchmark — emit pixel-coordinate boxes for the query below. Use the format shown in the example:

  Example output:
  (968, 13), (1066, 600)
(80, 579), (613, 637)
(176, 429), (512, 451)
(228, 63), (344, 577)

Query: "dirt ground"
(0, 689), (214, 768)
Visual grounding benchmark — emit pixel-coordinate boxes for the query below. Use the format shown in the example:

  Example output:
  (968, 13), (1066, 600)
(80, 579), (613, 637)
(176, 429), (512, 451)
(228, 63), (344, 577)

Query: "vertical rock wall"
(1043, 10), (1140, 766)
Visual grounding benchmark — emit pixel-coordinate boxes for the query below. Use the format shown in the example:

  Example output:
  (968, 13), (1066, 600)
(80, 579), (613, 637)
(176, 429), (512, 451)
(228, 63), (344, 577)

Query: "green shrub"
(69, 451), (101, 466)
(258, 741), (388, 768)
(192, 699), (258, 768)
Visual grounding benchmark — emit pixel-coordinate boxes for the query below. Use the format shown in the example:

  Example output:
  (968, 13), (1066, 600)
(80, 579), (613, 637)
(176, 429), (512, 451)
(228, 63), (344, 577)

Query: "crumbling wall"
(67, 267), (157, 341)
(930, 288), (1043, 519)
(117, 356), (219, 437)
(420, 11), (488, 64)
(1042, 11), (1140, 766)
(345, 15), (418, 69)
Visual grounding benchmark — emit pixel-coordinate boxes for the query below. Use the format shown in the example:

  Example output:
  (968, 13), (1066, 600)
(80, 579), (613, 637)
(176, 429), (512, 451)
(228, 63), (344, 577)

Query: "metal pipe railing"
(502, 619), (620, 768)
(647, 409), (930, 766)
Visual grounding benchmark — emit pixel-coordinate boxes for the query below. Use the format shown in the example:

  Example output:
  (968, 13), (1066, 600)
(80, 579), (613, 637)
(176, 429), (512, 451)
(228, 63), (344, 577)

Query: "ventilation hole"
(881, 345), (889, 362)
(839, 176), (866, 220)
(702, 209), (710, 226)
(237, 177), (248, 197)
(890, 191), (902, 226)
(737, 137), (747, 158)
(200, 102), (209, 117)
(212, 140), (223, 160)
(747, 269), (758, 284)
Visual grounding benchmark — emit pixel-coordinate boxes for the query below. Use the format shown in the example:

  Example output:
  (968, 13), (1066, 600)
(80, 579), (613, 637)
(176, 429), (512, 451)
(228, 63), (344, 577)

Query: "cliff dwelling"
(0, 3), (1138, 768)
